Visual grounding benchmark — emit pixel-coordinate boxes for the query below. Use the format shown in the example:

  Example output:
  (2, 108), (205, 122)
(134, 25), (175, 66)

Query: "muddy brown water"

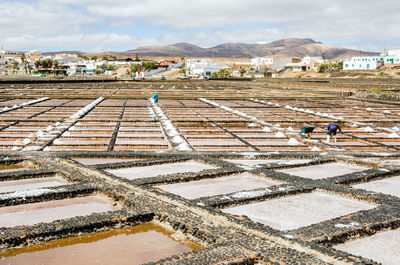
(0, 164), (27, 173)
(0, 223), (203, 265)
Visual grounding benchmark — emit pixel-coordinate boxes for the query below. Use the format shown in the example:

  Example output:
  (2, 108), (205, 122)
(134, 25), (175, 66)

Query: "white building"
(251, 57), (273, 67)
(186, 59), (229, 76)
(384, 50), (400, 57)
(380, 50), (400, 64)
(271, 57), (301, 71)
(302, 56), (324, 64)
(66, 60), (105, 76)
(25, 50), (41, 57)
(286, 56), (324, 72)
(343, 56), (382, 70)
(0, 50), (19, 60)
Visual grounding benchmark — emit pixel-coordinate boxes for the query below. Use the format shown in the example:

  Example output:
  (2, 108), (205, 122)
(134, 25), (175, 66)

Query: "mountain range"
(120, 38), (378, 59)
(44, 38), (378, 59)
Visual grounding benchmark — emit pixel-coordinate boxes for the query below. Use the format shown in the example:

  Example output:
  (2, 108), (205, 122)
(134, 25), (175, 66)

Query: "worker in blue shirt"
(326, 123), (342, 143)
(153, 93), (158, 105)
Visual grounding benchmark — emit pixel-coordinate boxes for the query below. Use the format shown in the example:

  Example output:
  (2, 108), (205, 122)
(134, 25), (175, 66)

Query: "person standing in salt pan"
(153, 93), (159, 105)
(325, 122), (342, 143)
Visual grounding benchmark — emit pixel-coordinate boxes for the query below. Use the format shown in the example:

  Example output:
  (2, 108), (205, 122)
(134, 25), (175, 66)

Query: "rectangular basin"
(0, 195), (119, 228)
(156, 173), (281, 199)
(277, 162), (370, 179)
(106, 161), (216, 180)
(222, 191), (374, 230)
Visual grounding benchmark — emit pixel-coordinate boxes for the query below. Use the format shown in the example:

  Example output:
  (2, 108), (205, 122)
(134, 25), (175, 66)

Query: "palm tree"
(34, 60), (42, 69)
(142, 61), (156, 71)
(129, 63), (144, 76)
(135, 53), (140, 62)
(12, 61), (19, 74)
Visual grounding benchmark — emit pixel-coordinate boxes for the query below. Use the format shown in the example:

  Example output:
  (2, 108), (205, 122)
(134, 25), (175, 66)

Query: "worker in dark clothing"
(326, 123), (342, 143)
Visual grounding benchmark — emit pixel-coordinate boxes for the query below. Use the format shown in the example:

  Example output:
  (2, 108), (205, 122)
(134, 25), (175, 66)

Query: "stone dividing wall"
(0, 151), (399, 264)
(356, 89), (400, 102)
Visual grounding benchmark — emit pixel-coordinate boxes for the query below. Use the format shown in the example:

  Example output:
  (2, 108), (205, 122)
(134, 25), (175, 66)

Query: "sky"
(1, 0), (399, 53)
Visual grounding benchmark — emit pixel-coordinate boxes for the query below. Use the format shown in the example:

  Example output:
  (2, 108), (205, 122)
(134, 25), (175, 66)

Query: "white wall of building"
(382, 56), (400, 64)
(251, 57), (273, 67)
(285, 56), (324, 72)
(385, 50), (400, 57)
(343, 56), (381, 70)
(186, 59), (229, 76)
(379, 50), (400, 64)
(302, 56), (324, 64)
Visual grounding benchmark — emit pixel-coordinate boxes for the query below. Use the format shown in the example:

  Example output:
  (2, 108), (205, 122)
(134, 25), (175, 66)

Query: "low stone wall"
(356, 89), (400, 102)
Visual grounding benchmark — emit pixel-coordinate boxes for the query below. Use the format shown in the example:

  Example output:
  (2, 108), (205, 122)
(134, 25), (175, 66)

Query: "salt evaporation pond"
(156, 173), (281, 199)
(0, 196), (119, 228)
(72, 157), (142, 166)
(353, 176), (400, 197)
(106, 161), (216, 180)
(0, 223), (203, 265)
(335, 228), (400, 265)
(0, 164), (27, 173)
(0, 176), (69, 193)
(278, 162), (369, 179)
(222, 191), (374, 230)
(224, 159), (313, 167)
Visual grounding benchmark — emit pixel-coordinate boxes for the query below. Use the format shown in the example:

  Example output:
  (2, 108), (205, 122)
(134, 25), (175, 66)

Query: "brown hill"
(122, 38), (377, 59)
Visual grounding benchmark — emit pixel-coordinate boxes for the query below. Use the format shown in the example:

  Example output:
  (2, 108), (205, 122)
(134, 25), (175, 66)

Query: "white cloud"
(188, 28), (285, 47)
(1, 0), (399, 51)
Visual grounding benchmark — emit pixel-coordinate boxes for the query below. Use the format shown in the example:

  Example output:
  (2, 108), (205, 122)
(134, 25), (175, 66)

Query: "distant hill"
(42, 51), (84, 56)
(121, 38), (378, 59)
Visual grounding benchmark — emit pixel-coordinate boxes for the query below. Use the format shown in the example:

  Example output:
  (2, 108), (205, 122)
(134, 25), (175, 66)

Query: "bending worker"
(326, 122), (342, 143)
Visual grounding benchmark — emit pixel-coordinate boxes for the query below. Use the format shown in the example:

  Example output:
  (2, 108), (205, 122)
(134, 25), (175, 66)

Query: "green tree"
(27, 64), (33, 75)
(263, 70), (272, 77)
(21, 55), (29, 75)
(239, 67), (246, 77)
(34, 60), (42, 69)
(38, 58), (53, 69)
(91, 56), (97, 61)
(318, 64), (329, 73)
(98, 63), (107, 70)
(12, 61), (19, 74)
(135, 53), (140, 62)
(23, 62), (28, 74)
(53, 60), (59, 69)
(179, 67), (186, 77)
(142, 61), (156, 71)
(211, 72), (219, 78)
(128, 64), (144, 76)
(218, 69), (231, 79)
(102, 56), (108, 61)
